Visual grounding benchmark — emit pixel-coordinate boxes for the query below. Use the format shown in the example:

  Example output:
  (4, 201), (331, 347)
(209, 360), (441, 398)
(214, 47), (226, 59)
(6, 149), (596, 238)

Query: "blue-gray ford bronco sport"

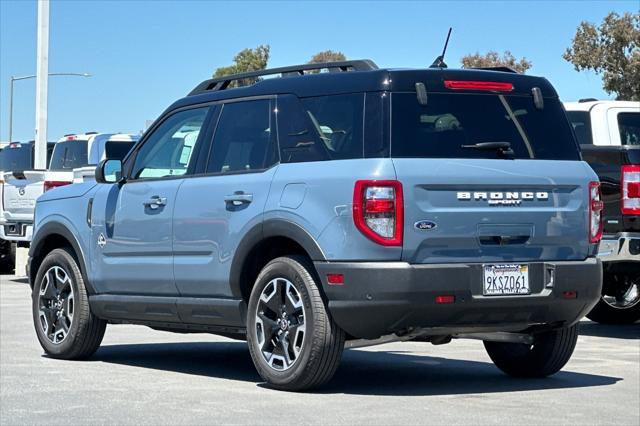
(29, 60), (603, 391)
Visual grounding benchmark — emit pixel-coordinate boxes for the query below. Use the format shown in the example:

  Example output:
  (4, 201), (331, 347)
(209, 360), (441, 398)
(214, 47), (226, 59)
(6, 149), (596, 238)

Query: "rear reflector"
(444, 80), (514, 92)
(435, 295), (455, 304)
(44, 180), (72, 192)
(621, 165), (640, 215)
(563, 291), (578, 299)
(326, 274), (344, 285)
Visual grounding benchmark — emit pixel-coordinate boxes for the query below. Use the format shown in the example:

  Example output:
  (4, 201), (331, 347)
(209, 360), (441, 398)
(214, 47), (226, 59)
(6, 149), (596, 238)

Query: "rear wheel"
(484, 324), (578, 378)
(246, 256), (345, 391)
(587, 273), (640, 324)
(32, 248), (106, 359)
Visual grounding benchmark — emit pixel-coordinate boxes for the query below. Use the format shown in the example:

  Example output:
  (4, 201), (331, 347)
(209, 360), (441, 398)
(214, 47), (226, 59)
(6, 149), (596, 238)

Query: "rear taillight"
(353, 180), (403, 246)
(44, 180), (71, 192)
(589, 181), (603, 243)
(621, 165), (640, 215)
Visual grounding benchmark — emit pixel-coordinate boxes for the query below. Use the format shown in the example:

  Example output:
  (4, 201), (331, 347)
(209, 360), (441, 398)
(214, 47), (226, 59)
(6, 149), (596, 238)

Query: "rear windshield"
(48, 140), (89, 170)
(0, 145), (33, 171)
(391, 93), (580, 160)
(566, 111), (593, 145)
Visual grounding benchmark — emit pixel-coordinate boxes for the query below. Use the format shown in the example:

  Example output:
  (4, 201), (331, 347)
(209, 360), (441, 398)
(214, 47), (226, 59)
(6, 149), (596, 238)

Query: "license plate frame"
(482, 264), (530, 296)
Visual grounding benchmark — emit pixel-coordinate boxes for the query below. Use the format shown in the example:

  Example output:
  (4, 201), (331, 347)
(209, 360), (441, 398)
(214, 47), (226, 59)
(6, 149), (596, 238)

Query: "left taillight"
(589, 181), (603, 243)
(353, 180), (403, 246)
(44, 180), (71, 192)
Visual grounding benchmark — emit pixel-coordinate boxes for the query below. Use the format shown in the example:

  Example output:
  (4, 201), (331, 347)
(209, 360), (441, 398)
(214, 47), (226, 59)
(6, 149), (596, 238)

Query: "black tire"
(32, 248), (106, 359)
(586, 274), (640, 325)
(246, 256), (345, 391)
(484, 324), (579, 378)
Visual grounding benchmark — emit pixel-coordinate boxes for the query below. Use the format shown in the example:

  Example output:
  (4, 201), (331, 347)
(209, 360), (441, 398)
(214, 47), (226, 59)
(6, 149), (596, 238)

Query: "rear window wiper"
(461, 141), (515, 157)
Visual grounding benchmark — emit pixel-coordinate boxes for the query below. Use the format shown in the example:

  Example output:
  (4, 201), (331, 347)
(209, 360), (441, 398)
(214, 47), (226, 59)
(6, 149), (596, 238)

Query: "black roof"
(168, 59), (558, 111)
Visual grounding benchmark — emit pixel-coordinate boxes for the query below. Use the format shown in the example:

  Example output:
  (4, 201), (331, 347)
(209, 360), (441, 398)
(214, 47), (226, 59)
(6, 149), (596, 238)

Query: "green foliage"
(213, 45), (271, 87)
(308, 50), (347, 64)
(461, 50), (532, 73)
(563, 12), (640, 101)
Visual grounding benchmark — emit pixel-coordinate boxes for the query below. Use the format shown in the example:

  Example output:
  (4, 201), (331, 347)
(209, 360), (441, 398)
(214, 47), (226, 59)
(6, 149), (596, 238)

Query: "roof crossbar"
(189, 59), (379, 96)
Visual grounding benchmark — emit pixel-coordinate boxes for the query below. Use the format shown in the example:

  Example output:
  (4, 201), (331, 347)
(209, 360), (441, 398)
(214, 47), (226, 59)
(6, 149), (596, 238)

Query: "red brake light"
(621, 165), (640, 215)
(589, 181), (603, 243)
(353, 180), (403, 246)
(44, 180), (71, 192)
(444, 80), (514, 92)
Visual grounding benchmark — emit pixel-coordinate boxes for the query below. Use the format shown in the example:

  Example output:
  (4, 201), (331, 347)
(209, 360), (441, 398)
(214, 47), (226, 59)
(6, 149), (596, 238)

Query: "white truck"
(1, 133), (138, 246)
(565, 100), (640, 324)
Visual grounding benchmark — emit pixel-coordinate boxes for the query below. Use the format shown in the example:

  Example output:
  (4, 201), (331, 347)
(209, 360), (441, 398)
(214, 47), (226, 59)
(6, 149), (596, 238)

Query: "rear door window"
(105, 141), (136, 161)
(391, 93), (580, 160)
(48, 140), (89, 170)
(617, 112), (640, 146)
(206, 99), (277, 174)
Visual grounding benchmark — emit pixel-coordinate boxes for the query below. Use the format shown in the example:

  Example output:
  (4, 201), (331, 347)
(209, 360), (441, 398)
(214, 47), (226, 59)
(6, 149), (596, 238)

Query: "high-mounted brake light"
(444, 80), (514, 92)
(589, 181), (603, 243)
(621, 165), (640, 215)
(44, 180), (72, 192)
(353, 180), (403, 246)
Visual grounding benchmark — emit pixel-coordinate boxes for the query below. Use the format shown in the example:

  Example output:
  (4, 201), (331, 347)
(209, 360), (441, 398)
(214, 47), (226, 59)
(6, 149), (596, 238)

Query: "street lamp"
(8, 72), (92, 143)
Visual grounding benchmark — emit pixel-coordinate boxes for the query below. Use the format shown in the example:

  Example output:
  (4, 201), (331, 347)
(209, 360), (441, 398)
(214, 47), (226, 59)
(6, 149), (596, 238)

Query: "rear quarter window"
(391, 93), (580, 160)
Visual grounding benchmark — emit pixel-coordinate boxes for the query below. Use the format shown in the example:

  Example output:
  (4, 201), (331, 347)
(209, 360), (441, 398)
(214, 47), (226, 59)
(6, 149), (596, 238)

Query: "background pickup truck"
(565, 100), (640, 324)
(1, 133), (138, 246)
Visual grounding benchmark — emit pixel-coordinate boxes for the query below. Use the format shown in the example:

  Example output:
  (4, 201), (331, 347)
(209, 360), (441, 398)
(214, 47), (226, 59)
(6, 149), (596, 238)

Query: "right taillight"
(353, 180), (403, 246)
(589, 181), (603, 243)
(44, 180), (71, 192)
(621, 165), (640, 215)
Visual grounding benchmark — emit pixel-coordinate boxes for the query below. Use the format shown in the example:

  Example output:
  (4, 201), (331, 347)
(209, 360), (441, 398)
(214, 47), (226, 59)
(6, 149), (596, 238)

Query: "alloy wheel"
(254, 277), (306, 371)
(38, 266), (74, 344)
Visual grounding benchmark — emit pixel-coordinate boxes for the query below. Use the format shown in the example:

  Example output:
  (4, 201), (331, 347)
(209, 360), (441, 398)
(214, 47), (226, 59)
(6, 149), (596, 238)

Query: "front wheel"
(484, 324), (579, 378)
(32, 248), (106, 359)
(246, 256), (345, 391)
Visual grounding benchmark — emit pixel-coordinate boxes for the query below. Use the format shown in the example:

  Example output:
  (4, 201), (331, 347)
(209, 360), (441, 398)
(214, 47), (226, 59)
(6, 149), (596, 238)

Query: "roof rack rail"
(471, 66), (519, 73)
(578, 98), (598, 103)
(189, 59), (379, 96)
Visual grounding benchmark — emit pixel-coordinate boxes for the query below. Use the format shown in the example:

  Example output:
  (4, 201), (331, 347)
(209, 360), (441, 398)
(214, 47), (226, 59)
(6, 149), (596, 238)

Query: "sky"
(0, 0), (637, 143)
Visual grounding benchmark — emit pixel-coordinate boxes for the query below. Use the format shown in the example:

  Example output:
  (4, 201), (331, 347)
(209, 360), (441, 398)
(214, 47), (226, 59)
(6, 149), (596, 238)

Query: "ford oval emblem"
(415, 220), (437, 231)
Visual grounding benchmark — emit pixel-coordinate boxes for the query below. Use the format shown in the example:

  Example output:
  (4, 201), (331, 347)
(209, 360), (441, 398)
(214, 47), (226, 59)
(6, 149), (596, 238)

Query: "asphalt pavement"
(1, 273), (638, 425)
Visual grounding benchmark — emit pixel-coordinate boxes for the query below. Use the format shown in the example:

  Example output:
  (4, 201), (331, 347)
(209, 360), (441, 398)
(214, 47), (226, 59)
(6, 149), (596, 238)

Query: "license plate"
(483, 264), (530, 296)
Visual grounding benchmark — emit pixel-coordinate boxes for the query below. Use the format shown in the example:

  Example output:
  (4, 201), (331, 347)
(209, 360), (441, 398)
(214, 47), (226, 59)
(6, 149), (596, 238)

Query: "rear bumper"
(314, 258), (602, 339)
(0, 222), (33, 242)
(597, 233), (640, 263)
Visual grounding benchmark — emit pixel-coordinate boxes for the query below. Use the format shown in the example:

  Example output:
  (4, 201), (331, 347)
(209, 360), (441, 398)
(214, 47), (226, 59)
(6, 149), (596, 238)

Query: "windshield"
(391, 93), (580, 160)
(0, 145), (33, 172)
(48, 140), (89, 170)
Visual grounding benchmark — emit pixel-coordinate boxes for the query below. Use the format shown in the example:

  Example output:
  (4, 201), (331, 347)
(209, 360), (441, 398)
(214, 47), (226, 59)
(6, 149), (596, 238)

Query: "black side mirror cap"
(95, 159), (123, 184)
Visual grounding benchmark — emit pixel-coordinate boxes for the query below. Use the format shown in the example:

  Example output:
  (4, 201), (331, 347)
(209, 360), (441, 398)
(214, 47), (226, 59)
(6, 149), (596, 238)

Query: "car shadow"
(579, 321), (640, 340)
(91, 341), (621, 396)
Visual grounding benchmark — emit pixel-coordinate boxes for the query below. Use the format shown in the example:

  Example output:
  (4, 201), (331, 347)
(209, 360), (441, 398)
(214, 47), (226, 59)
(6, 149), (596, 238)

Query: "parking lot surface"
(1, 274), (638, 425)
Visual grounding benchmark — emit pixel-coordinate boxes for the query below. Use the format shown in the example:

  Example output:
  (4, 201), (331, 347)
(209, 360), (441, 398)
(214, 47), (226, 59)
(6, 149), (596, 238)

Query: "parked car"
(565, 100), (640, 324)
(1, 133), (137, 246)
(29, 60), (602, 391)
(0, 142), (54, 270)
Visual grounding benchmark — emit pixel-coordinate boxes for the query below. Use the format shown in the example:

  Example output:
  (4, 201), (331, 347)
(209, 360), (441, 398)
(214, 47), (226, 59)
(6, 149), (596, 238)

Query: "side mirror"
(95, 159), (123, 184)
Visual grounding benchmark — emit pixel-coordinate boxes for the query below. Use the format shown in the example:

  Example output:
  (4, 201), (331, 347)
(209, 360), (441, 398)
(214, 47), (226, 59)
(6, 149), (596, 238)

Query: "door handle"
(224, 192), (253, 206)
(143, 196), (167, 209)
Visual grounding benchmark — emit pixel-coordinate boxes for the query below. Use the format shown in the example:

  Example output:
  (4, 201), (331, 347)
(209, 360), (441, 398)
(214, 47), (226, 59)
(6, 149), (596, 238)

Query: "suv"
(29, 60), (602, 391)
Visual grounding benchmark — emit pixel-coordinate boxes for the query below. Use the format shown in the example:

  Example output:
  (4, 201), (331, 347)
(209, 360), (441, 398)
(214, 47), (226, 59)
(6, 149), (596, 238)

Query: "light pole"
(8, 72), (91, 143)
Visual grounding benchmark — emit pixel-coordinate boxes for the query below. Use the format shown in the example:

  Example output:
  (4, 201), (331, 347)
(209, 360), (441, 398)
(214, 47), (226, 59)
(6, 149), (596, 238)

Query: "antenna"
(430, 27), (452, 69)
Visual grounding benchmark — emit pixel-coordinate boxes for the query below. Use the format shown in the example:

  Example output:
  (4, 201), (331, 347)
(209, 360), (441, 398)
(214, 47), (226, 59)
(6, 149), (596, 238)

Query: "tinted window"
(566, 111), (593, 145)
(0, 145), (33, 171)
(105, 141), (136, 161)
(48, 140), (89, 170)
(618, 112), (640, 146)
(131, 107), (208, 179)
(277, 95), (328, 163)
(391, 93), (579, 160)
(207, 100), (276, 173)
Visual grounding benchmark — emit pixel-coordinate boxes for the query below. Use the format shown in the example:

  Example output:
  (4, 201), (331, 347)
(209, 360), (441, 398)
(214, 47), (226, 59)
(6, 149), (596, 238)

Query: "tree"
(213, 45), (270, 87)
(563, 12), (640, 101)
(308, 50), (347, 64)
(461, 50), (533, 73)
